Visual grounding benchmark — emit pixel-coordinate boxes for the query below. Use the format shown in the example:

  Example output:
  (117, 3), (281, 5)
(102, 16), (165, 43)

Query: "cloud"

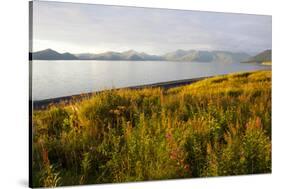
(33, 1), (272, 54)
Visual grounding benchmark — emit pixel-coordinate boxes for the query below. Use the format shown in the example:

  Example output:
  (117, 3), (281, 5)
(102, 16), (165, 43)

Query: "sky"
(32, 1), (272, 55)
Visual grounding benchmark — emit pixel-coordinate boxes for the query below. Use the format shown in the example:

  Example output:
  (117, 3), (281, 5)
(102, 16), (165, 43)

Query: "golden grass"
(32, 70), (271, 187)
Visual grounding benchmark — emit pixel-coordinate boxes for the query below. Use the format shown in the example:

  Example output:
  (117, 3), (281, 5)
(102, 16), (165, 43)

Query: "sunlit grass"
(32, 70), (271, 187)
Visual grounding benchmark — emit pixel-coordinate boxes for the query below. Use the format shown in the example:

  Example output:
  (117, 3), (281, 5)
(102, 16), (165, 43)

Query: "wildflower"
(166, 133), (172, 139)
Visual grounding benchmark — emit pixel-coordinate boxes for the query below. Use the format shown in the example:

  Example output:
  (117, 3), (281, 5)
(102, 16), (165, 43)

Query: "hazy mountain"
(122, 50), (163, 60)
(214, 51), (250, 63)
(74, 53), (96, 60)
(32, 48), (250, 63)
(32, 49), (78, 60)
(243, 49), (272, 63)
(164, 49), (250, 63)
(76, 50), (163, 61)
(76, 51), (123, 60)
(93, 51), (123, 60)
(61, 52), (78, 60)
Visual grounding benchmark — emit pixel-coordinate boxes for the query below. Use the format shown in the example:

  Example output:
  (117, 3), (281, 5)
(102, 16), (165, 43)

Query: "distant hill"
(243, 49), (272, 63)
(76, 50), (163, 61)
(164, 49), (250, 63)
(32, 48), (250, 63)
(32, 49), (78, 60)
(214, 51), (250, 63)
(122, 50), (163, 61)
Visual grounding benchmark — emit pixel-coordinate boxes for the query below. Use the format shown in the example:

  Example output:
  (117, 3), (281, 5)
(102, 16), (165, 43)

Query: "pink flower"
(166, 133), (172, 139)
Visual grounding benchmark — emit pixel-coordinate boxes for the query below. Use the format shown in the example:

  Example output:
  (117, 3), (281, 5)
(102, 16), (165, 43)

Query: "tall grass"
(32, 70), (271, 187)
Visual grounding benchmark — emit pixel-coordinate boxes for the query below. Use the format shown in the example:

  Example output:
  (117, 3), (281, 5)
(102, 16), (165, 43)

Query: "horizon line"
(31, 48), (269, 55)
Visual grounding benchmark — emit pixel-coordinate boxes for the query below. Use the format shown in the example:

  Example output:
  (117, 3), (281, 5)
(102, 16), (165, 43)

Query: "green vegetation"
(32, 70), (271, 187)
(243, 49), (272, 64)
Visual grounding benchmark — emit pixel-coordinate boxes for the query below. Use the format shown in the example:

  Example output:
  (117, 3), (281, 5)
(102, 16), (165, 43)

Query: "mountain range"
(31, 48), (261, 63)
(162, 49), (250, 63)
(76, 50), (162, 61)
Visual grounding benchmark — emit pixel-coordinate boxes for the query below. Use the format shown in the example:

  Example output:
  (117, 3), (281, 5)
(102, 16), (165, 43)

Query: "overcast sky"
(33, 1), (272, 55)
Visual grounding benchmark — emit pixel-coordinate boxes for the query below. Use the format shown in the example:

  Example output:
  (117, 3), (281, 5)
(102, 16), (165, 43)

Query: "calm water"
(32, 60), (270, 100)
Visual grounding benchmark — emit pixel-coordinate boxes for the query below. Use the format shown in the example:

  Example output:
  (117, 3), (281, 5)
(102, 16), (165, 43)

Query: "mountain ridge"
(32, 48), (253, 63)
(32, 49), (78, 60)
(242, 49), (272, 64)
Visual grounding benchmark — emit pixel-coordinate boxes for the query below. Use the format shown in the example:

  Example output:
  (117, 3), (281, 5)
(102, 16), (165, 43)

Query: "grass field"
(32, 70), (271, 187)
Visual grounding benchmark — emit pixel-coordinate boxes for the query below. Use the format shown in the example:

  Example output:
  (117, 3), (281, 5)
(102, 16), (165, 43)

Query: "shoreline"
(32, 69), (271, 110)
(32, 76), (211, 110)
